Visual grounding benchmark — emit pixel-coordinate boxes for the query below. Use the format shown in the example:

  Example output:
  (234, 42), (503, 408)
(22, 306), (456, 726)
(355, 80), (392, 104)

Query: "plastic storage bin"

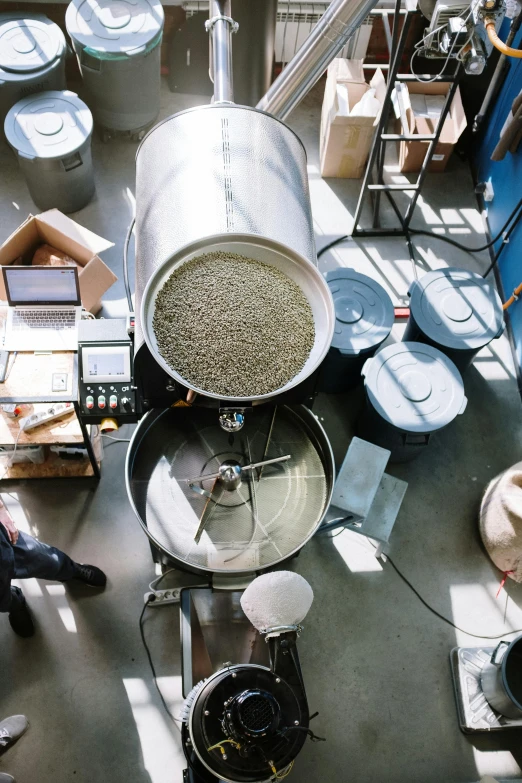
(65, 0), (164, 135)
(360, 342), (467, 462)
(319, 268), (394, 392)
(403, 267), (505, 372)
(5, 90), (94, 213)
(0, 14), (66, 128)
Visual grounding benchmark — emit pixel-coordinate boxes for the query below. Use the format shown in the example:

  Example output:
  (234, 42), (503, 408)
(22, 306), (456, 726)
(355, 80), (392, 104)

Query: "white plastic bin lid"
(362, 342), (467, 433)
(326, 268), (394, 355)
(65, 0), (164, 54)
(4, 90), (93, 160)
(409, 267), (505, 350)
(0, 16), (65, 73)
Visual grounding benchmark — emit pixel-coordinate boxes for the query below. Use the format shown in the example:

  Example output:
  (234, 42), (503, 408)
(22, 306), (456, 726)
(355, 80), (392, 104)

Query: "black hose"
(318, 197), (522, 267)
(123, 217), (135, 313)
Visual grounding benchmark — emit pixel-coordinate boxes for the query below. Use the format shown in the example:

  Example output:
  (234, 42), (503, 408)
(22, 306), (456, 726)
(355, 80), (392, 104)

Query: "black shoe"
(8, 587), (35, 638)
(72, 563), (107, 588)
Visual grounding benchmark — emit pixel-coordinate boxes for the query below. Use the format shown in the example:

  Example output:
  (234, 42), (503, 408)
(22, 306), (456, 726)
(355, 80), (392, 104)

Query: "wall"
(474, 22), (522, 377)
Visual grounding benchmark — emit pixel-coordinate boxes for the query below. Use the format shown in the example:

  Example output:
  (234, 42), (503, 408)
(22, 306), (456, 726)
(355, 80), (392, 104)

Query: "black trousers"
(0, 522), (76, 613)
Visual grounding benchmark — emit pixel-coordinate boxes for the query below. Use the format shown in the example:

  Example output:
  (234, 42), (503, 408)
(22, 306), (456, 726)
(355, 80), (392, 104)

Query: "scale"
(450, 647), (522, 733)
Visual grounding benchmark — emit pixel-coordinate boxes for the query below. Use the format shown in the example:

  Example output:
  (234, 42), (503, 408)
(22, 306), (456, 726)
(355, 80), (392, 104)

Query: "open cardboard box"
(0, 210), (116, 314)
(394, 81), (467, 173)
(320, 59), (386, 178)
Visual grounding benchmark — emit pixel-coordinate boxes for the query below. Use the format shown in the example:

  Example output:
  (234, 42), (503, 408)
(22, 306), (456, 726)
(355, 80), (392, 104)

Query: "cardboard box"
(320, 59), (386, 179)
(0, 210), (116, 314)
(393, 81), (467, 173)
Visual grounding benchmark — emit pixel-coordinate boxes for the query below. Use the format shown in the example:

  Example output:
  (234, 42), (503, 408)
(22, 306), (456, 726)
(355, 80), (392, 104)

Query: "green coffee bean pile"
(152, 251), (315, 397)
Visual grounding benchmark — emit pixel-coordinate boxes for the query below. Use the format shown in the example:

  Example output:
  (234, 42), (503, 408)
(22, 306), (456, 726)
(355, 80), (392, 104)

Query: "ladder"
(351, 0), (463, 242)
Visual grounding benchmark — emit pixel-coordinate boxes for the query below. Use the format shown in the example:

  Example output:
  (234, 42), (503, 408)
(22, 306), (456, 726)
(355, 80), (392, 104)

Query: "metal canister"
(66, 0), (164, 134)
(319, 268), (394, 393)
(0, 14), (66, 128)
(4, 90), (94, 213)
(480, 636), (522, 719)
(404, 267), (505, 372)
(360, 342), (467, 462)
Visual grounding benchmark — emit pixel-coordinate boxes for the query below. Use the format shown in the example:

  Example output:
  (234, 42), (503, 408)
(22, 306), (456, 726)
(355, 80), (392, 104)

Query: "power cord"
(123, 217), (135, 313)
(318, 197), (522, 279)
(139, 591), (181, 726)
(375, 543), (522, 640)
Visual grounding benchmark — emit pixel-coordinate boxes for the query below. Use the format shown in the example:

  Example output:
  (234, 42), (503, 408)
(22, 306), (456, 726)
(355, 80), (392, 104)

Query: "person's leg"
(12, 530), (77, 583)
(12, 531), (106, 587)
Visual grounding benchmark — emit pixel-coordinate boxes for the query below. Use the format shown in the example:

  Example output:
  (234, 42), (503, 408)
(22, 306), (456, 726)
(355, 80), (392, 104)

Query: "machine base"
(450, 646), (522, 733)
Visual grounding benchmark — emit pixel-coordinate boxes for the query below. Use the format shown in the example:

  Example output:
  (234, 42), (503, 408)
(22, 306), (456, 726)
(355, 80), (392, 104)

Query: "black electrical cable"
(382, 549), (522, 640)
(481, 205), (522, 278)
(139, 576), (183, 726)
(123, 217), (135, 313)
(318, 197), (522, 262)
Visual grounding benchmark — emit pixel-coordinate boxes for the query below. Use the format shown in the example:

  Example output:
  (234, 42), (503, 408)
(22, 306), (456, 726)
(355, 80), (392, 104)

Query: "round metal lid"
(65, 0), (164, 54)
(363, 342), (467, 433)
(409, 267), (504, 351)
(5, 91), (93, 160)
(0, 16), (64, 73)
(326, 268), (394, 355)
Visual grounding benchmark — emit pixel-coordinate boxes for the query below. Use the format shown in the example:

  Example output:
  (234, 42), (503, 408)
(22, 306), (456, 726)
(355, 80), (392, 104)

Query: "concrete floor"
(1, 79), (522, 783)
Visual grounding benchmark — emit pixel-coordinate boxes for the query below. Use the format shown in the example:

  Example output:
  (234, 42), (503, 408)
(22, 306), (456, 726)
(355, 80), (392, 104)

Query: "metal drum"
(404, 267), (505, 372)
(0, 14), (66, 129)
(4, 90), (94, 213)
(360, 342), (467, 462)
(126, 405), (335, 577)
(66, 0), (164, 134)
(134, 103), (334, 401)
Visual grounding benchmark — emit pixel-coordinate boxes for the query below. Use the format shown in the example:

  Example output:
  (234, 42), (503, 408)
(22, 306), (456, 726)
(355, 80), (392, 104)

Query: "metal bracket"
(205, 15), (239, 33)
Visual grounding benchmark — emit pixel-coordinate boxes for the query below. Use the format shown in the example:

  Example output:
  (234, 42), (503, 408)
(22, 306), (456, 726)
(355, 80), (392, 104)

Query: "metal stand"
(74, 401), (100, 479)
(351, 0), (463, 261)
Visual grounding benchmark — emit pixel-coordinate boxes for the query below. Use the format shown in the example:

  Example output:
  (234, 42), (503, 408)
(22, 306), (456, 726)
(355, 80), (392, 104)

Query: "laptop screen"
(3, 267), (81, 306)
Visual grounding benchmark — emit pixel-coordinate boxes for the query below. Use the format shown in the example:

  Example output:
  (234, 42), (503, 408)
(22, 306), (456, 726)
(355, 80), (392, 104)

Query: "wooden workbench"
(0, 309), (100, 478)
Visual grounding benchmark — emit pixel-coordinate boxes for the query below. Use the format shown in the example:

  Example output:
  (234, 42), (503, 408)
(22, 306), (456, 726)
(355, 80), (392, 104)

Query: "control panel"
(78, 340), (137, 423)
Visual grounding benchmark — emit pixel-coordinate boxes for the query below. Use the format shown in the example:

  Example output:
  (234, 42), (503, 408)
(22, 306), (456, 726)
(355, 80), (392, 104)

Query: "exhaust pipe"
(208, 0), (237, 103)
(257, 0), (378, 120)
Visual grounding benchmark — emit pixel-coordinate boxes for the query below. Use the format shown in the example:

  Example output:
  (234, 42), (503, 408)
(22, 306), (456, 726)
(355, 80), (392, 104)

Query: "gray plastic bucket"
(319, 268), (394, 393)
(360, 342), (467, 462)
(404, 267), (505, 372)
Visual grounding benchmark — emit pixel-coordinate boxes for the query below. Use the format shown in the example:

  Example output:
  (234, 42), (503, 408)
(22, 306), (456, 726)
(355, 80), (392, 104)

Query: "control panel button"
(86, 395), (94, 410)
(121, 396), (131, 410)
(109, 395), (118, 409)
(98, 395), (106, 409)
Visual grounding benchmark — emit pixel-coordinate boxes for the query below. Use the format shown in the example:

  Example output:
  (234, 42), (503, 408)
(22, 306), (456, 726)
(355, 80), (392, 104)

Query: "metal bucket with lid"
(0, 14), (66, 128)
(4, 90), (94, 213)
(66, 0), (164, 133)
(319, 268), (394, 393)
(360, 342), (467, 462)
(403, 267), (505, 372)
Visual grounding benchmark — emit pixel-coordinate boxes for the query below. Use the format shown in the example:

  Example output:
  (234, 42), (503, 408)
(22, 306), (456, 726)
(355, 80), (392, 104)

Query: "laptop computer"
(2, 266), (82, 351)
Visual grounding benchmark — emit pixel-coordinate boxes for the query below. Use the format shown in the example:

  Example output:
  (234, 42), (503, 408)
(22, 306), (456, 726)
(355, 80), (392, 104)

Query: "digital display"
(82, 345), (131, 384)
(87, 353), (125, 378)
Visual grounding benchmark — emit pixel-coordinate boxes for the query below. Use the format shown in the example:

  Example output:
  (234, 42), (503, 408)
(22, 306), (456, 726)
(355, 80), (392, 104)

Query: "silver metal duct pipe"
(257, 0), (378, 120)
(208, 0), (236, 103)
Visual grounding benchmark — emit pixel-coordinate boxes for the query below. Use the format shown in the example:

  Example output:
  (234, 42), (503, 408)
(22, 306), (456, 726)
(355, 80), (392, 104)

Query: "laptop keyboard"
(12, 310), (77, 331)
